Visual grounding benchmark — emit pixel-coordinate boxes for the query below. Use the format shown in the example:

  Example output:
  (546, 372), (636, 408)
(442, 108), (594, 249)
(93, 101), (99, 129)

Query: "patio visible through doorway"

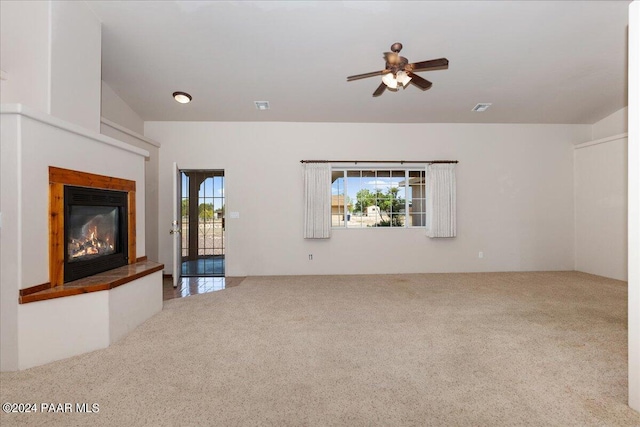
(180, 170), (225, 277)
(181, 257), (224, 276)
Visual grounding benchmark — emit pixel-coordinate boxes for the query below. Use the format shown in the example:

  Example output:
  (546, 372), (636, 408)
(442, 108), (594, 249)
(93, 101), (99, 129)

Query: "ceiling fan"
(347, 42), (449, 97)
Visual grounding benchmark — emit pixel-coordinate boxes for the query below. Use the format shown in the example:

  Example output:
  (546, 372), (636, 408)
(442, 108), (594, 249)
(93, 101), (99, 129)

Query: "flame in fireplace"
(68, 218), (116, 261)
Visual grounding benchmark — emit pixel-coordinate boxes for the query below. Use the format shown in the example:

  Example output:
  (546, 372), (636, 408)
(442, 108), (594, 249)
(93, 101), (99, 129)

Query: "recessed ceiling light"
(472, 103), (492, 112)
(255, 101), (270, 110)
(173, 91), (192, 104)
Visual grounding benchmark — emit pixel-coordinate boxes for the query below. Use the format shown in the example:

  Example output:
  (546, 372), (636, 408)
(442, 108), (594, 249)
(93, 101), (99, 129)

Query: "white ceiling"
(87, 1), (631, 124)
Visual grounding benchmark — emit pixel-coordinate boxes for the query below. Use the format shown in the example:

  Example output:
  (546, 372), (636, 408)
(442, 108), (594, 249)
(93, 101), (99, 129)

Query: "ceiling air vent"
(254, 101), (270, 111)
(472, 103), (492, 112)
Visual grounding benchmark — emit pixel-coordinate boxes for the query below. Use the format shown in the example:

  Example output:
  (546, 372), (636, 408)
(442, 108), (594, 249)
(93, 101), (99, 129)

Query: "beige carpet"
(1, 271), (639, 426)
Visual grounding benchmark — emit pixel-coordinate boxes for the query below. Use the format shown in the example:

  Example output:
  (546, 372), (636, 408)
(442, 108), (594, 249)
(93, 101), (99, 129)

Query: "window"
(331, 168), (426, 228)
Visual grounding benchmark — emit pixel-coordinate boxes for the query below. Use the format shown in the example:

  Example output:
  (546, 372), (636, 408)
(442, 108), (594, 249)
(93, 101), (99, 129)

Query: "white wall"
(101, 81), (144, 135)
(109, 271), (162, 344)
(574, 135), (628, 280)
(0, 113), (20, 370)
(50, 1), (102, 133)
(100, 80), (159, 261)
(0, 1), (51, 113)
(574, 106), (629, 281)
(18, 292), (109, 370)
(592, 107), (628, 140)
(628, 0), (640, 412)
(16, 270), (163, 370)
(0, 0), (102, 133)
(101, 119), (160, 262)
(146, 121), (590, 277)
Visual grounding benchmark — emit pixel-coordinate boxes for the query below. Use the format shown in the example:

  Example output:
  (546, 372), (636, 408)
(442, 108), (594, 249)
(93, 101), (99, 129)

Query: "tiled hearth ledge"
(19, 258), (164, 304)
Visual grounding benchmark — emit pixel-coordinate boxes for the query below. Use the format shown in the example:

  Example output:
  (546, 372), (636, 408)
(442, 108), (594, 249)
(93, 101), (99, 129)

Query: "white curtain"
(426, 163), (457, 238)
(303, 163), (331, 239)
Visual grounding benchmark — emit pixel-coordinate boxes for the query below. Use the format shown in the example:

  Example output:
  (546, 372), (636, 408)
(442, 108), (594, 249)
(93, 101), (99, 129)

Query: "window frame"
(331, 166), (427, 229)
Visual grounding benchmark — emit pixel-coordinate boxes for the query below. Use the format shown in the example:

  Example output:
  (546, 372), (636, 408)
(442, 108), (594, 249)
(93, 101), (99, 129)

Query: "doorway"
(180, 170), (225, 277)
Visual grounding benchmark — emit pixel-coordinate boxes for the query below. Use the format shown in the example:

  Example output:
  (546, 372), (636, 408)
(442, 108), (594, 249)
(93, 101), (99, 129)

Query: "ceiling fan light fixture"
(173, 91), (192, 104)
(346, 42), (449, 97)
(396, 71), (412, 87)
(382, 73), (398, 89)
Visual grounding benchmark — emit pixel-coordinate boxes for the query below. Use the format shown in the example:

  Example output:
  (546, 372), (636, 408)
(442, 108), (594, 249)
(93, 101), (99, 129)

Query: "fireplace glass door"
(64, 186), (128, 282)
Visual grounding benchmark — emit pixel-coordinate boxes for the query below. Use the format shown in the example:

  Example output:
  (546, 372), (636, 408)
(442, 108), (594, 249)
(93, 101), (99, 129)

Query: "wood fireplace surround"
(49, 166), (137, 286)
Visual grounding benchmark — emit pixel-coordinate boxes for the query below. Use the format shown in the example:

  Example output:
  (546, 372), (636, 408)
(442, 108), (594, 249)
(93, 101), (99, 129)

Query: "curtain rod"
(300, 160), (458, 164)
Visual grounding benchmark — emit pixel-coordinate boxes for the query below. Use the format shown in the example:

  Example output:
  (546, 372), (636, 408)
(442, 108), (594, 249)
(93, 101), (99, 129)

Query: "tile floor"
(162, 276), (245, 301)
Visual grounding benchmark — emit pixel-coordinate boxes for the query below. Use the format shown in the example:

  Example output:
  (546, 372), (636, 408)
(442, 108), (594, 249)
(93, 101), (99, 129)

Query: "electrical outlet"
(308, 254), (313, 261)
(478, 251), (484, 259)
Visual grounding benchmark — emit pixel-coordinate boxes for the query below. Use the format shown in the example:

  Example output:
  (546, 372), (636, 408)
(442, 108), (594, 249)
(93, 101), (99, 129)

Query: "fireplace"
(49, 167), (137, 287)
(64, 186), (129, 282)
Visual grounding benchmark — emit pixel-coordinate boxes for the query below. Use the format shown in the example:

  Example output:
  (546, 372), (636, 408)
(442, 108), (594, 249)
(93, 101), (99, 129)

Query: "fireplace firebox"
(64, 186), (128, 282)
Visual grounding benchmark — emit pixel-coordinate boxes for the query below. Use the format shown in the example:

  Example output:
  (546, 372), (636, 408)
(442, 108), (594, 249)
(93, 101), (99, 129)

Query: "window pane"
(417, 185), (425, 199)
(368, 205), (381, 227)
(213, 176), (223, 197)
(408, 170), (425, 198)
(332, 194), (344, 227)
(391, 214), (405, 227)
(348, 211), (363, 228)
(410, 198), (426, 226)
(346, 171), (361, 228)
(406, 170), (425, 227)
(396, 185), (406, 200)
(332, 171), (346, 227)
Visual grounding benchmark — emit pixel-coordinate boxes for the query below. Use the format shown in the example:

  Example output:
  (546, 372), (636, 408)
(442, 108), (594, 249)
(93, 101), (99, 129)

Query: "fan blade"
(407, 58), (449, 72)
(372, 82), (386, 97)
(408, 72), (432, 91)
(347, 70), (389, 81)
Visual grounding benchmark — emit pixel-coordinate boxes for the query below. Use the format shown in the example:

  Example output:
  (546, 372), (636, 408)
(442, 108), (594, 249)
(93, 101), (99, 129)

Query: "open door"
(180, 170), (225, 277)
(171, 162), (182, 288)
